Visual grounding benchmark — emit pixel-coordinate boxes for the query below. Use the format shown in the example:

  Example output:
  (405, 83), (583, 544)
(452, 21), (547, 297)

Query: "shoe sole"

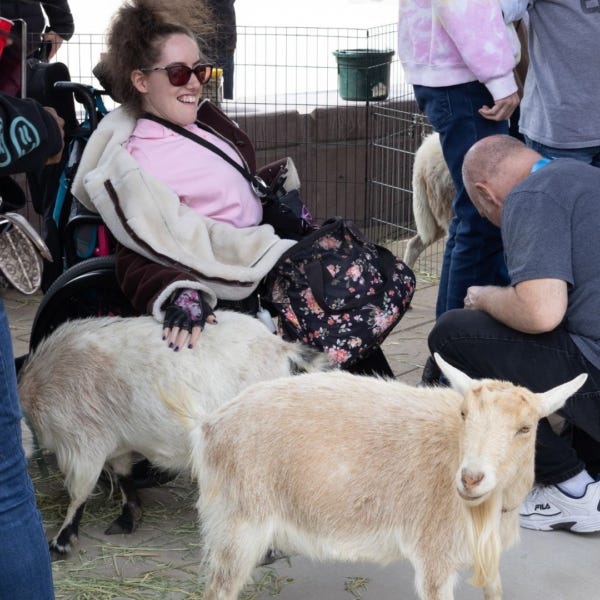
(520, 515), (600, 533)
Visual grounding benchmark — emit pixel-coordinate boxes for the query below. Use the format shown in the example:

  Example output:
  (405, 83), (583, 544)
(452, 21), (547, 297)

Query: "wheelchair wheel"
(30, 255), (136, 351)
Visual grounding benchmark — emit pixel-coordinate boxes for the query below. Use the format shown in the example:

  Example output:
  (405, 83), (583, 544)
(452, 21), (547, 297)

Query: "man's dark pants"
(429, 309), (600, 484)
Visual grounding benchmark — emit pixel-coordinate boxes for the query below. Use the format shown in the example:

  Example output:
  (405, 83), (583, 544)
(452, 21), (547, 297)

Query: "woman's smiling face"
(131, 33), (202, 126)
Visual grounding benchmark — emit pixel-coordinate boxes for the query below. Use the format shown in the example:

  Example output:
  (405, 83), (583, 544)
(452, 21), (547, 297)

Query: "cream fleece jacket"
(71, 108), (296, 310)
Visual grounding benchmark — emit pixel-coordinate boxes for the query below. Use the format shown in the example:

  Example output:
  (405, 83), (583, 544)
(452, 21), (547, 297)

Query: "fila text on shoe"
(519, 480), (600, 533)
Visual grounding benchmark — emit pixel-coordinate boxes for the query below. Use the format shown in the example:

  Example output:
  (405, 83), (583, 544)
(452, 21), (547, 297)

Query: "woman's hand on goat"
(162, 289), (217, 351)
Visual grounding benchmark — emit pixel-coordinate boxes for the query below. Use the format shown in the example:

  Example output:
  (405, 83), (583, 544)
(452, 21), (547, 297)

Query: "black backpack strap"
(140, 113), (269, 196)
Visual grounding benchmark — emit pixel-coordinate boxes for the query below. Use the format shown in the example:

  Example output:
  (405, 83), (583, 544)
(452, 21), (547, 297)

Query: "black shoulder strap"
(140, 113), (268, 195)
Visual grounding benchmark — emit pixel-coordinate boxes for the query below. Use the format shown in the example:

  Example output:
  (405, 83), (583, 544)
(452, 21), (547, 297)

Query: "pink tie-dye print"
(397, 0), (519, 101)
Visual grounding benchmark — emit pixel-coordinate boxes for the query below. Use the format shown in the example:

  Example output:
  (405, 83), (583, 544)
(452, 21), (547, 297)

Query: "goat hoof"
(105, 515), (138, 535)
(258, 548), (287, 566)
(105, 503), (142, 535)
(49, 539), (70, 559)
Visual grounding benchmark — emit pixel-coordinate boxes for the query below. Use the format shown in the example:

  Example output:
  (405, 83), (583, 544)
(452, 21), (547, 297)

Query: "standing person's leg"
(413, 82), (511, 318)
(428, 308), (600, 532)
(213, 53), (234, 100)
(221, 53), (234, 100)
(0, 299), (55, 599)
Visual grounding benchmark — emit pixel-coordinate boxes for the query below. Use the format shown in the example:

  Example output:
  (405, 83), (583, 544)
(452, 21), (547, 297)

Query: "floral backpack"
(263, 218), (416, 366)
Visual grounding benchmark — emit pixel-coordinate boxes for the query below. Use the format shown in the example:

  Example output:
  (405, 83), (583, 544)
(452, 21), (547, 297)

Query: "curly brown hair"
(100, 0), (214, 116)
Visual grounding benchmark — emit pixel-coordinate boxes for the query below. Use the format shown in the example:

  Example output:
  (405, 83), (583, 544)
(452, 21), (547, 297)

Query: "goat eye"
(460, 410), (466, 420)
(517, 426), (531, 435)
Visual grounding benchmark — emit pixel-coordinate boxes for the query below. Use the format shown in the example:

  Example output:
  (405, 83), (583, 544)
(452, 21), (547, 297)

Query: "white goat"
(404, 132), (454, 269)
(18, 311), (330, 556)
(166, 354), (586, 600)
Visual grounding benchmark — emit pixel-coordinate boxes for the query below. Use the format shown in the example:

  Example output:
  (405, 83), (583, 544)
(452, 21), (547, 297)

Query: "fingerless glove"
(163, 288), (213, 332)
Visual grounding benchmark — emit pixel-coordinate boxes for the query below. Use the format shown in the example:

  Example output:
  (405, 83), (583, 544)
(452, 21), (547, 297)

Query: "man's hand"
(463, 279), (568, 334)
(43, 107), (64, 164)
(478, 92), (520, 122)
(463, 285), (486, 310)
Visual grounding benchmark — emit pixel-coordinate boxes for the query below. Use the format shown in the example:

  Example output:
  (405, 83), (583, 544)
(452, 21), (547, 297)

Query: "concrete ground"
(5, 275), (599, 600)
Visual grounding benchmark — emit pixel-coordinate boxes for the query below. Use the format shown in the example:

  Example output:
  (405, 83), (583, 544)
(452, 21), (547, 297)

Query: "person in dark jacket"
(0, 93), (64, 172)
(0, 0), (74, 58)
(0, 91), (64, 600)
(203, 0), (236, 99)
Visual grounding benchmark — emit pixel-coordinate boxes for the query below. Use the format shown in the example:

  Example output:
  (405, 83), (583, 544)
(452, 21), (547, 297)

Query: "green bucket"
(333, 49), (394, 101)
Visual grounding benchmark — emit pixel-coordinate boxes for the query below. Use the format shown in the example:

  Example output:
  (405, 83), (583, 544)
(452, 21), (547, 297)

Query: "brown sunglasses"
(140, 63), (213, 86)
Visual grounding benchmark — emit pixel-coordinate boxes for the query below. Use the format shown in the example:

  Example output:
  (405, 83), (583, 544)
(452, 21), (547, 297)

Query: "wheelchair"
(27, 81), (136, 353)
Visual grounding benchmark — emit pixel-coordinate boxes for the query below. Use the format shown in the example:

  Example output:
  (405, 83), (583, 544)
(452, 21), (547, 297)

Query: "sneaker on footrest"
(519, 480), (600, 533)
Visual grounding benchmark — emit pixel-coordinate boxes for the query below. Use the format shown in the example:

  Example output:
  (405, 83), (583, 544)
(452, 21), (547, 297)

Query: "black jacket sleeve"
(0, 93), (63, 176)
(0, 1), (74, 39)
(41, 0), (75, 39)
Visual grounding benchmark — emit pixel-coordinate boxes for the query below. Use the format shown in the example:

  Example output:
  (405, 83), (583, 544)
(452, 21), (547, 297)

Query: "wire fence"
(18, 23), (443, 275)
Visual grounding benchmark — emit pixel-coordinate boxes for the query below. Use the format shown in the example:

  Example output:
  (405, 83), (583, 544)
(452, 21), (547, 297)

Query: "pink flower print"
(319, 235), (341, 250)
(348, 337), (362, 348)
(327, 347), (351, 364)
(373, 310), (396, 332)
(346, 264), (363, 281)
(326, 264), (340, 278)
(301, 288), (324, 315)
(283, 307), (300, 328)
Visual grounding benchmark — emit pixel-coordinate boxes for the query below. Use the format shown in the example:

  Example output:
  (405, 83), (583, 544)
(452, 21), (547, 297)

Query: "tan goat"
(18, 311), (331, 556)
(166, 354), (586, 600)
(403, 132), (454, 269)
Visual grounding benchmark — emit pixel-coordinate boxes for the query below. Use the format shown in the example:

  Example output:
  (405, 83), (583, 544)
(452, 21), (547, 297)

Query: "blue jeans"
(524, 136), (600, 168)
(413, 82), (510, 318)
(429, 309), (600, 485)
(0, 298), (54, 599)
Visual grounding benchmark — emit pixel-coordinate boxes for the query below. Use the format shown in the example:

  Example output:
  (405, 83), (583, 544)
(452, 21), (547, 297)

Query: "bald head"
(461, 135), (541, 226)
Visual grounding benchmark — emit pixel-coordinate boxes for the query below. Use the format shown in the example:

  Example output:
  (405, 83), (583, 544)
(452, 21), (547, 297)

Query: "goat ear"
(538, 373), (588, 417)
(433, 353), (472, 394)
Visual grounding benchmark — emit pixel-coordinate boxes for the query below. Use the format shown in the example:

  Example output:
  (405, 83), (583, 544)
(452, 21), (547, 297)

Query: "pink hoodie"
(397, 0), (518, 101)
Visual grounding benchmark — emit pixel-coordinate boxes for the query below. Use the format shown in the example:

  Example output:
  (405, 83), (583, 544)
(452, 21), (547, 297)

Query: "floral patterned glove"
(162, 289), (215, 349)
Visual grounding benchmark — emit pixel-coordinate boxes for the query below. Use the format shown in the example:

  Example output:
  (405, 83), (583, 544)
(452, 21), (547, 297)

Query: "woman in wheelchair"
(71, 0), (394, 378)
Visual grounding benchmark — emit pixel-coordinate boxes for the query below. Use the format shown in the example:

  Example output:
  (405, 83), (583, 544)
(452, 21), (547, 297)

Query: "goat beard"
(467, 493), (502, 588)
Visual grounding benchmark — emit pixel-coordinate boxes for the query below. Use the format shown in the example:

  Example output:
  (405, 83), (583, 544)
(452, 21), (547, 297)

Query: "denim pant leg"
(428, 309), (600, 485)
(0, 299), (54, 600)
(523, 135), (600, 168)
(413, 83), (510, 318)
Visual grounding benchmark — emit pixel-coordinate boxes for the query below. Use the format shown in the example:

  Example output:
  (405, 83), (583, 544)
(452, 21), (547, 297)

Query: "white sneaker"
(519, 480), (600, 533)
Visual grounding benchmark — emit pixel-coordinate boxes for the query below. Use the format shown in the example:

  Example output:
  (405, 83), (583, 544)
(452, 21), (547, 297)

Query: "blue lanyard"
(530, 157), (552, 173)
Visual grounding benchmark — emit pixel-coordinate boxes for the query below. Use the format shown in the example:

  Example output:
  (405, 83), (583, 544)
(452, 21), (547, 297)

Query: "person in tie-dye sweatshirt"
(397, 0), (521, 384)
